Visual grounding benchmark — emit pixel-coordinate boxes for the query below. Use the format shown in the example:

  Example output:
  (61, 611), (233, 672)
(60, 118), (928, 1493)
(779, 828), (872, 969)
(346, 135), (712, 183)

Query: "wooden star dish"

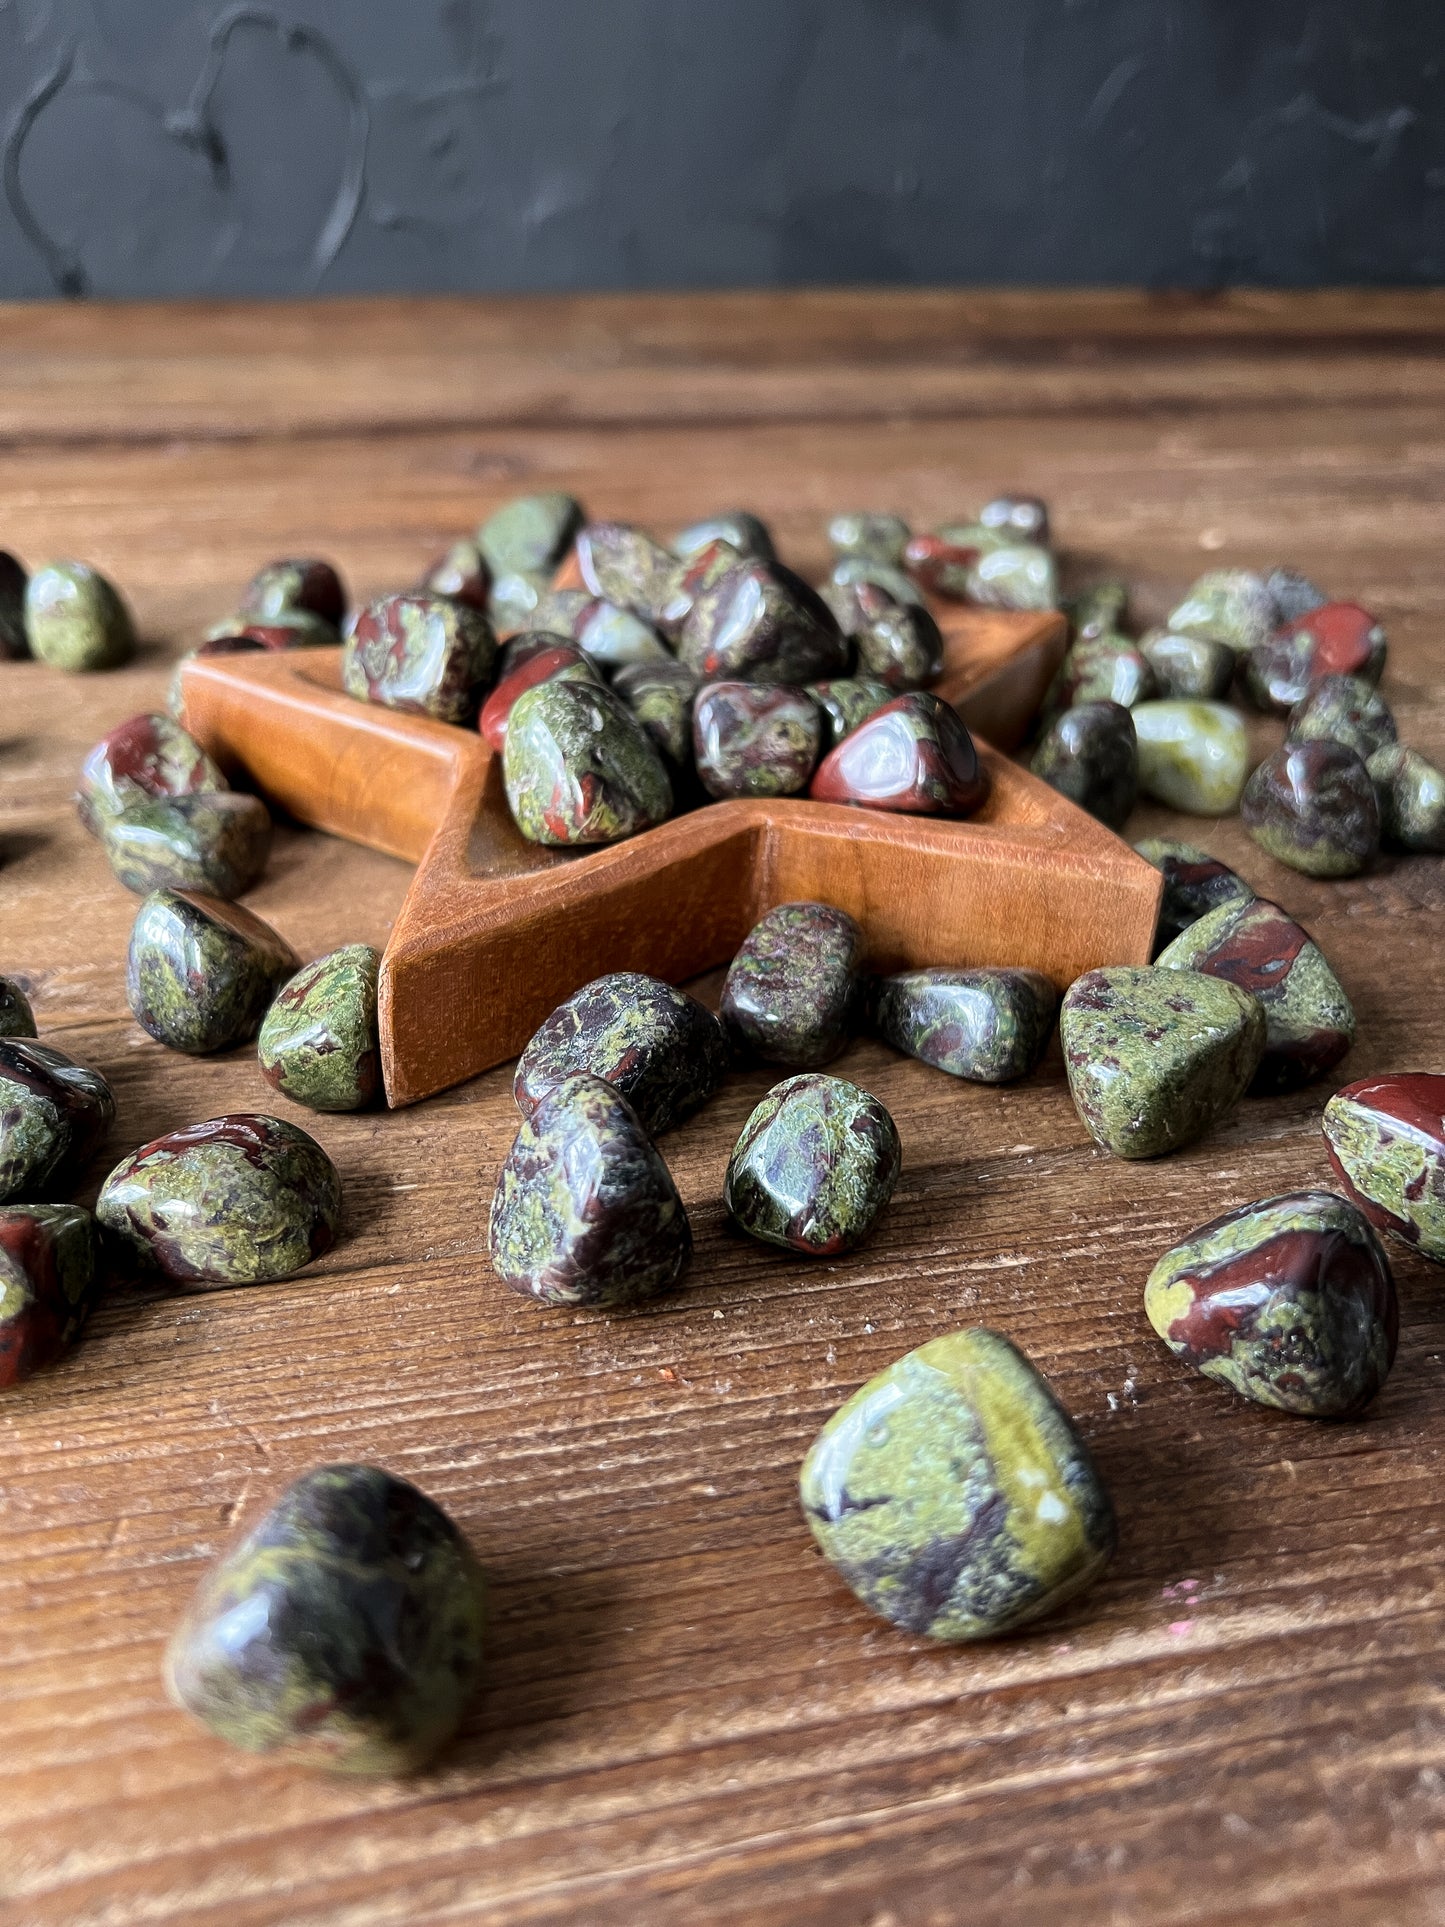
(178, 602), (1162, 1107)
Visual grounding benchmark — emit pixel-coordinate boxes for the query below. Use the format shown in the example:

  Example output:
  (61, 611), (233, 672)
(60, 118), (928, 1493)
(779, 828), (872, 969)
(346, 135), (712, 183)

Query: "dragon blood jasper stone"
(1285, 674), (1396, 762)
(679, 557), (847, 684)
(479, 492), (583, 580)
(489, 1074), (691, 1308)
(208, 608), (337, 650)
(1065, 580), (1128, 643)
(1323, 1074), (1445, 1263)
(514, 973), (728, 1136)
(1157, 899), (1353, 1094)
(875, 967), (1058, 1083)
(674, 512), (774, 562)
(0, 979), (37, 1038)
(26, 562), (136, 672)
(1368, 745), (1445, 852)
(101, 792), (272, 900)
(827, 512), (910, 564)
(572, 598), (671, 669)
(76, 712), (228, 836)
(98, 1114), (341, 1284)
(1044, 635), (1157, 717)
(612, 659), (699, 771)
(575, 523), (682, 631)
(1145, 1190), (1396, 1418)
(502, 680), (672, 846)
(810, 691), (988, 817)
(1060, 966), (1265, 1160)
(0, 551), (26, 658)
(0, 1203), (97, 1388)
(343, 593), (497, 726)
(419, 538), (491, 612)
(127, 889), (299, 1055)
(966, 542), (1057, 611)
(800, 1329), (1115, 1640)
(847, 582), (944, 692)
(721, 902), (865, 1069)
(826, 556), (927, 621)
(1139, 628), (1236, 702)
(903, 530), (986, 600)
(806, 677), (892, 751)
(1133, 700), (1251, 815)
(1030, 700), (1138, 830)
(259, 945), (382, 1113)
(167, 636), (266, 717)
(1166, 569), (1275, 654)
(240, 558), (346, 629)
(0, 1040), (114, 1204)
(1242, 741), (1379, 877)
(692, 682), (821, 800)
(725, 1073), (900, 1255)
(1267, 566), (1328, 625)
(1134, 838), (1255, 952)
(478, 643), (598, 751)
(980, 494), (1050, 543)
(1242, 602), (1387, 713)
(165, 1464), (485, 1775)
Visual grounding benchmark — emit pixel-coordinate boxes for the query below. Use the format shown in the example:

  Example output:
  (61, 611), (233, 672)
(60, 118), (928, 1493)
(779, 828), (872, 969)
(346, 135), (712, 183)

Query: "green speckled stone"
(1139, 628), (1236, 701)
(1060, 965), (1265, 1160)
(1323, 1074), (1445, 1263)
(102, 792), (272, 900)
(875, 967), (1057, 1083)
(478, 493), (583, 579)
(850, 581), (944, 692)
(576, 523), (682, 631)
(1044, 635), (1157, 717)
(343, 594), (497, 725)
(0, 551), (26, 658)
(1242, 741), (1379, 877)
(806, 677), (893, 750)
(673, 512), (774, 562)
(827, 512), (910, 565)
(418, 538), (490, 611)
(573, 598), (671, 668)
(800, 1328), (1115, 1640)
(487, 569), (548, 635)
(514, 973), (728, 1136)
(0, 1039), (114, 1204)
(503, 680), (672, 845)
(97, 1113), (340, 1284)
(207, 608), (337, 650)
(612, 659), (698, 772)
(165, 1463), (485, 1775)
(1134, 838), (1255, 952)
(1266, 567), (1328, 625)
(1285, 674), (1396, 762)
(76, 712), (228, 837)
(826, 555), (928, 615)
(0, 1203), (96, 1388)
(240, 559), (345, 629)
(126, 889), (299, 1056)
(1133, 700), (1251, 814)
(693, 682), (821, 799)
(25, 562), (135, 671)
(966, 542), (1057, 611)
(1368, 745), (1445, 852)
(489, 1074), (691, 1308)
(1065, 581), (1128, 643)
(1166, 570), (1274, 653)
(683, 558), (848, 684)
(259, 946), (381, 1113)
(1145, 1190), (1395, 1418)
(0, 978), (36, 1038)
(721, 902), (865, 1069)
(725, 1073), (900, 1256)
(980, 495), (1050, 543)
(1030, 700), (1137, 830)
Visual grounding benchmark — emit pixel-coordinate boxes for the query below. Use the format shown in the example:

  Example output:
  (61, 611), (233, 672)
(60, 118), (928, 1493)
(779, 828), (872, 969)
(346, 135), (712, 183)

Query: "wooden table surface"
(2, 290), (1444, 1927)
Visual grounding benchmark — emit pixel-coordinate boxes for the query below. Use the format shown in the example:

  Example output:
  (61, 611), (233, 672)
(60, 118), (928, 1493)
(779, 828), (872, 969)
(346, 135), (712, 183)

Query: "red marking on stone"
(903, 532), (981, 598)
(809, 692), (987, 816)
(1278, 601), (1383, 676)
(1189, 898), (1310, 997)
(479, 645), (588, 750)
(1330, 1072), (1445, 1149)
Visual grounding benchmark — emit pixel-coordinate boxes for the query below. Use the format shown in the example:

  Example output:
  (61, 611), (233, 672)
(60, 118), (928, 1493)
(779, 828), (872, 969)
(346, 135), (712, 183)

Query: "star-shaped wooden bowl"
(179, 602), (1161, 1106)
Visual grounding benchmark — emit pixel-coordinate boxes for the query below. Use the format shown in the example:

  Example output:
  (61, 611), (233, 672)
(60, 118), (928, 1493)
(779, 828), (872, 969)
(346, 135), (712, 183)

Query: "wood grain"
(2, 293), (1445, 1927)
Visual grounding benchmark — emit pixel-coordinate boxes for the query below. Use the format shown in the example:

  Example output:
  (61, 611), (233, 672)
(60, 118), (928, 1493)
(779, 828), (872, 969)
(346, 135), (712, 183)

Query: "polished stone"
(1242, 741), (1380, 877)
(208, 609), (337, 650)
(0, 978), (36, 1038)
(1285, 674), (1396, 762)
(1266, 566), (1329, 625)
(1139, 628), (1236, 701)
(1166, 569), (1275, 653)
(573, 598), (672, 668)
(980, 495), (1050, 544)
(478, 492), (583, 580)
(478, 643), (598, 751)
(126, 889), (299, 1055)
(343, 593), (497, 725)
(1133, 700), (1251, 814)
(875, 966), (1057, 1082)
(1044, 635), (1157, 716)
(1368, 745), (1445, 852)
(1134, 838), (1256, 952)
(102, 792), (272, 900)
(902, 530), (988, 599)
(966, 542), (1057, 611)
(240, 558), (345, 629)
(575, 522), (681, 630)
(725, 1072), (900, 1255)
(849, 581), (945, 691)
(418, 539), (491, 612)
(806, 677), (894, 750)
(1242, 601), (1387, 712)
(680, 557), (847, 684)
(692, 682), (821, 799)
(26, 562), (135, 672)
(1065, 581), (1129, 643)
(827, 511), (910, 564)
(503, 680), (672, 845)
(612, 659), (699, 772)
(810, 691), (988, 817)
(259, 945), (382, 1113)
(1030, 700), (1138, 830)
(0, 1203), (96, 1388)
(721, 902), (865, 1069)
(77, 712), (228, 837)
(674, 512), (774, 562)
(1323, 1073), (1445, 1263)
(0, 1039), (114, 1205)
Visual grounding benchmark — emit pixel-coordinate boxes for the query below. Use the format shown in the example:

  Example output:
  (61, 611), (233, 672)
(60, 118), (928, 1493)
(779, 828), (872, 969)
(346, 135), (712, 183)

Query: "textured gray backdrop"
(1, 1), (1441, 299)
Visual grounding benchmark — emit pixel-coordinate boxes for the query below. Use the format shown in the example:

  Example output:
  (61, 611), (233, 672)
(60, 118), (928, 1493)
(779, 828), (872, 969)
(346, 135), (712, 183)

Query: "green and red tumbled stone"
(209, 609), (337, 650)
(126, 889), (299, 1055)
(1285, 674), (1396, 762)
(0, 978), (37, 1038)
(0, 1203), (96, 1388)
(612, 659), (699, 771)
(0, 1038), (115, 1204)
(875, 966), (1058, 1083)
(1043, 636), (1157, 719)
(502, 680), (672, 845)
(478, 492), (583, 580)
(725, 1073), (900, 1256)
(1242, 740), (1380, 878)
(1241, 601), (1387, 712)
(1369, 745), (1445, 853)
(721, 902), (865, 1069)
(76, 712), (229, 836)
(692, 682), (821, 799)
(675, 511), (774, 562)
(575, 522), (682, 631)
(258, 945), (382, 1113)
(26, 562), (136, 672)
(1030, 700), (1138, 830)
(903, 530), (985, 599)
(418, 538), (491, 612)
(679, 557), (848, 685)
(847, 580), (944, 691)
(572, 598), (672, 669)
(1134, 838), (1255, 953)
(478, 643), (598, 750)
(806, 677), (893, 751)
(101, 791), (273, 901)
(1145, 1190), (1397, 1417)
(343, 593), (497, 725)
(240, 558), (346, 630)
(810, 691), (988, 817)
(1323, 1073), (1445, 1263)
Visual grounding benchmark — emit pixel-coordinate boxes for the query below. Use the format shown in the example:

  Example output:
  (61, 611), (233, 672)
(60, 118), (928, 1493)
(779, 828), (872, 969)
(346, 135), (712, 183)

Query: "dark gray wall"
(1, 1), (1441, 299)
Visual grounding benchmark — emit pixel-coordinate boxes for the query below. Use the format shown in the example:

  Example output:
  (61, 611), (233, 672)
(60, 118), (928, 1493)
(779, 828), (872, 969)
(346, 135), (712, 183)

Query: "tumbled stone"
(902, 530), (987, 599)
(166, 637), (265, 719)
(496, 626), (579, 677)
(1243, 601), (1387, 713)
(1065, 581), (1128, 643)
(127, 889), (299, 1055)
(826, 555), (927, 614)
(1266, 566), (1329, 625)
(849, 581), (944, 691)
(1368, 744), (1445, 852)
(165, 1463), (485, 1775)
(612, 659), (698, 771)
(1139, 628), (1236, 701)
(674, 512), (774, 562)
(721, 902), (864, 1069)
(489, 1074), (691, 1308)
(680, 557), (847, 684)
(693, 682), (821, 800)
(77, 712), (229, 837)
(981, 495), (1050, 544)
(1060, 965), (1265, 1159)
(572, 597), (672, 668)
(1133, 700), (1251, 815)
(1323, 1073), (1445, 1263)
(0, 1203), (96, 1387)
(0, 1040), (114, 1204)
(1157, 897), (1353, 1093)
(419, 539), (491, 612)
(26, 562), (135, 672)
(1145, 1191), (1396, 1418)
(503, 680), (672, 845)
(1030, 700), (1138, 830)
(725, 1073), (900, 1255)
(478, 643), (598, 751)
(0, 978), (36, 1038)
(0, 551), (26, 659)
(966, 542), (1057, 611)
(800, 1328), (1115, 1639)
(827, 512), (910, 564)
(1242, 741), (1379, 878)
(810, 692), (988, 817)
(875, 967), (1057, 1083)
(240, 558), (345, 630)
(515, 973), (727, 1136)
(478, 492), (583, 580)
(1134, 838), (1256, 952)
(1166, 569), (1274, 653)
(1044, 635), (1157, 716)
(487, 570), (547, 635)
(102, 792), (272, 900)
(207, 609), (337, 650)
(657, 538), (745, 635)
(575, 523), (681, 630)
(343, 593), (497, 726)
(1286, 674), (1396, 762)
(98, 1114), (340, 1284)
(807, 677), (893, 750)
(259, 945), (381, 1113)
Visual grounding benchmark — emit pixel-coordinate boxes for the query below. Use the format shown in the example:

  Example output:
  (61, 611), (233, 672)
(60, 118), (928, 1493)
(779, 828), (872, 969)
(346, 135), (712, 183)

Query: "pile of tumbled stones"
(3, 499), (1445, 1778)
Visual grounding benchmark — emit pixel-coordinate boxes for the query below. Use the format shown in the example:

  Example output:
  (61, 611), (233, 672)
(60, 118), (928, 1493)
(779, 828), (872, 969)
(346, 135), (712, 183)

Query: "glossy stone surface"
(102, 792), (272, 900)
(1044, 635), (1157, 716)
(98, 1114), (341, 1284)
(489, 1074), (691, 1308)
(1368, 745), (1445, 852)
(208, 609), (337, 650)
(827, 512), (910, 564)
(515, 972), (728, 1136)
(1242, 602), (1387, 712)
(902, 530), (986, 599)
(167, 635), (267, 717)
(478, 643), (598, 751)
(1133, 700), (1251, 815)
(343, 593), (497, 726)
(0, 978), (36, 1038)
(1065, 581), (1128, 642)
(1060, 965), (1266, 1160)
(725, 1073), (900, 1255)
(966, 542), (1057, 611)
(127, 889), (299, 1055)
(1166, 569), (1274, 653)
(658, 538), (745, 635)
(612, 659), (699, 770)
(1266, 566), (1329, 625)
(1139, 628), (1236, 701)
(1030, 700), (1138, 830)
(806, 677), (893, 750)
(1134, 838), (1256, 952)
(981, 494), (1050, 543)
(0, 1203), (96, 1388)
(0, 1039), (114, 1204)
(1285, 674), (1396, 762)
(0, 551), (25, 659)
(25, 562), (135, 671)
(875, 967), (1058, 1083)
(77, 712), (228, 837)
(165, 1463), (485, 1775)
(1157, 898), (1354, 1093)
(478, 492), (582, 580)
(674, 512), (774, 562)
(826, 555), (927, 616)
(1242, 741), (1380, 877)
(721, 902), (865, 1069)
(573, 598), (672, 668)
(810, 691), (988, 817)
(259, 945), (382, 1113)
(1145, 1191), (1396, 1418)
(800, 1329), (1115, 1640)
(486, 570), (547, 635)
(680, 556), (847, 685)
(693, 682), (821, 799)
(419, 539), (491, 612)
(1323, 1073), (1445, 1263)
(575, 522), (681, 630)
(503, 680), (672, 845)
(849, 580), (945, 691)
(240, 558), (345, 629)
